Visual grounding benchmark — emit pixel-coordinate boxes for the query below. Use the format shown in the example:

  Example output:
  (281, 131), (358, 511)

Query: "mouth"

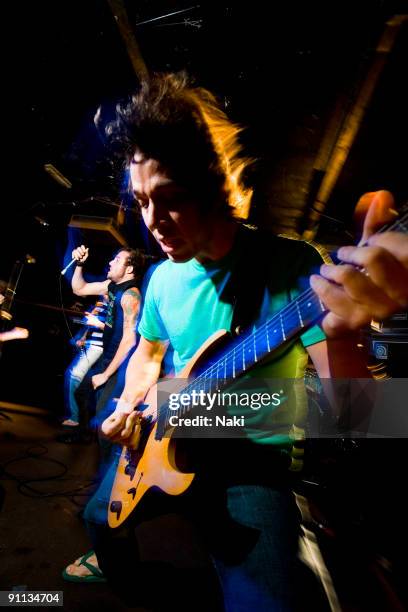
(157, 236), (183, 251)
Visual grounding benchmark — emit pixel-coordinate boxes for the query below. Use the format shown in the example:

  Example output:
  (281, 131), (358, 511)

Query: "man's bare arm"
(101, 336), (168, 442)
(92, 289), (140, 389)
(71, 245), (110, 296)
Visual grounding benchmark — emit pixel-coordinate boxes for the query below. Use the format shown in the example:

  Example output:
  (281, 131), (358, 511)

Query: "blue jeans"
(212, 485), (300, 612)
(83, 446), (121, 526)
(64, 344), (103, 422)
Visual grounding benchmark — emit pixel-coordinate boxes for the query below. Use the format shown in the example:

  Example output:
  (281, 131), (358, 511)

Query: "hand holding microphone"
(61, 245), (89, 275)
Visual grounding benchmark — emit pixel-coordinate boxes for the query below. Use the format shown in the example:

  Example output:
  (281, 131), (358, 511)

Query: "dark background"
(1, 0), (407, 411)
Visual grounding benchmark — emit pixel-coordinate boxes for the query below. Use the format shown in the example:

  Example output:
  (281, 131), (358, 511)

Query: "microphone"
(34, 216), (50, 227)
(61, 258), (77, 276)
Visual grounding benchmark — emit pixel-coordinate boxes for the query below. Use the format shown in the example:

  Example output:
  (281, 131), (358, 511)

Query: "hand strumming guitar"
(101, 397), (157, 448)
(101, 337), (167, 447)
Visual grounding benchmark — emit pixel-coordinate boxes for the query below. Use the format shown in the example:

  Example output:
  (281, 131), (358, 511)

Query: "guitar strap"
(229, 225), (310, 472)
(229, 224), (271, 335)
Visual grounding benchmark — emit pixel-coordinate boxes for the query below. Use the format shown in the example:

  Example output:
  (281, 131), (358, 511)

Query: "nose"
(144, 200), (168, 231)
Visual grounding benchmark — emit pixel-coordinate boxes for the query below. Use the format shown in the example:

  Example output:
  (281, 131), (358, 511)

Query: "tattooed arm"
(92, 288), (140, 389)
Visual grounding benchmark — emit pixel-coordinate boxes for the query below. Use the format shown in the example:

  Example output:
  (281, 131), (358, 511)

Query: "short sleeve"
(138, 269), (169, 342)
(299, 323), (325, 347)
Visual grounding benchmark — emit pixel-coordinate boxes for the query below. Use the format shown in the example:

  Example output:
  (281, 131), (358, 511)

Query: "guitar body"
(108, 330), (229, 528)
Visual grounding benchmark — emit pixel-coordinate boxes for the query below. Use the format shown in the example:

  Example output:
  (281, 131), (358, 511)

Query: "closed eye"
(133, 192), (149, 208)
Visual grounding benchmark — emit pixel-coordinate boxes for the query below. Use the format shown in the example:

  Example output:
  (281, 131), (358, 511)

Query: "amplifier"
(366, 313), (408, 377)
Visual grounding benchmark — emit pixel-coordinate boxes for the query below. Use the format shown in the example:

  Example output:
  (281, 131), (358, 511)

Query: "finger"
(121, 412), (140, 440)
(338, 242), (408, 280)
(310, 275), (372, 329)
(321, 311), (358, 338)
(318, 263), (401, 316)
(334, 246), (408, 308)
(367, 232), (408, 267)
(354, 191), (378, 227)
(357, 191), (396, 244)
(75, 246), (89, 261)
(73, 248), (84, 261)
(101, 413), (126, 437)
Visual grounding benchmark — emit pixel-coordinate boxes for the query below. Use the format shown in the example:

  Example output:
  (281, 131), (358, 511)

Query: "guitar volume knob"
(110, 500), (122, 520)
(124, 463), (136, 478)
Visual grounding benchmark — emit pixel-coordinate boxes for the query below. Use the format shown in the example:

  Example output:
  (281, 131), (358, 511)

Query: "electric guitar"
(108, 206), (408, 528)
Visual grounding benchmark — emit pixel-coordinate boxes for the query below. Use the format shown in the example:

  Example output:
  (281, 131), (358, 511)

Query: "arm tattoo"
(122, 289), (140, 329)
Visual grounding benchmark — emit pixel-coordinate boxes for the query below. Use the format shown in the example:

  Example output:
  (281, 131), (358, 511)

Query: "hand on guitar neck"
(0, 327), (29, 342)
(310, 190), (408, 337)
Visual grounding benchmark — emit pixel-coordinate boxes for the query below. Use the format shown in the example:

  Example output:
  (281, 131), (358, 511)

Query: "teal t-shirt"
(138, 230), (326, 445)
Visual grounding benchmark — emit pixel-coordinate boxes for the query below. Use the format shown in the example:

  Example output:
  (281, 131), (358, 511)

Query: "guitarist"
(95, 74), (406, 609)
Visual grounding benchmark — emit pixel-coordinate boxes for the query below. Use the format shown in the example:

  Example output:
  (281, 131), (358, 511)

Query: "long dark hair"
(106, 72), (252, 219)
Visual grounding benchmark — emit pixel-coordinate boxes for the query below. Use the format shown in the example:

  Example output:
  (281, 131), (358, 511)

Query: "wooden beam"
(302, 15), (407, 240)
(107, 0), (148, 81)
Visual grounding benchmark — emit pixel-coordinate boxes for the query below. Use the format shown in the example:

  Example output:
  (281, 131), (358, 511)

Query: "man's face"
(107, 250), (131, 282)
(130, 156), (212, 263)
